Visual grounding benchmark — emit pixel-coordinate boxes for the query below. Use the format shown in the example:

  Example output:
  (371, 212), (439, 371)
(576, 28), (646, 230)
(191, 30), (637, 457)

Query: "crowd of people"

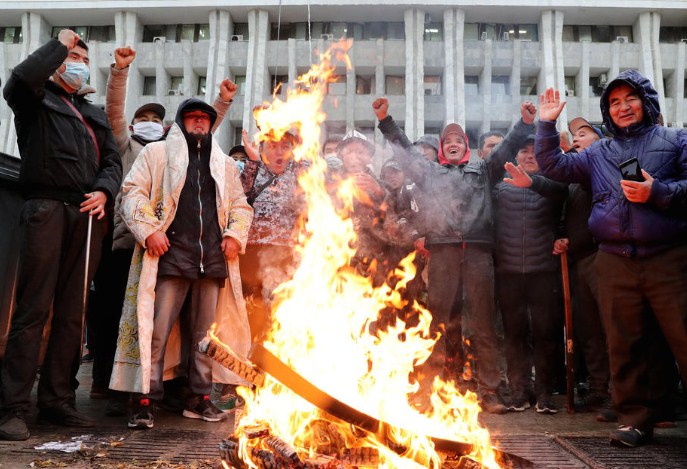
(0, 29), (685, 451)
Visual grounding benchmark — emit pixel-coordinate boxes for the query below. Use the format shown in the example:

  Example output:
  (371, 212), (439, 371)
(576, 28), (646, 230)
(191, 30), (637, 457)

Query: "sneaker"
(0, 412), (30, 441)
(609, 425), (652, 448)
(37, 404), (95, 427)
(535, 396), (559, 415)
(183, 395), (228, 422)
(105, 398), (127, 417)
(479, 391), (508, 414)
(508, 393), (531, 412)
(128, 398), (154, 429)
(215, 394), (246, 412)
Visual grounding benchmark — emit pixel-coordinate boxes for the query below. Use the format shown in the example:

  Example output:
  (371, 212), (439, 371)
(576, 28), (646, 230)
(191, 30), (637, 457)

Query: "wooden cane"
(80, 213), (93, 363)
(560, 251), (575, 413)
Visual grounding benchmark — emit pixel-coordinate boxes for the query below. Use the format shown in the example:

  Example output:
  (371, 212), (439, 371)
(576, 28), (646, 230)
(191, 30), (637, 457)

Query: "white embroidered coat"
(110, 124), (253, 393)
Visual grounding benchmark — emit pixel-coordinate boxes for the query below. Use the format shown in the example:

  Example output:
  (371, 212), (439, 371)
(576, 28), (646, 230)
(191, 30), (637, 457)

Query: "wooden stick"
(560, 251), (575, 414)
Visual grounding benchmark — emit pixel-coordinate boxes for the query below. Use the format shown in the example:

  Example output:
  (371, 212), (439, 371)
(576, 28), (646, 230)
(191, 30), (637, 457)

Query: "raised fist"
(219, 78), (238, 101)
(372, 97), (389, 121)
(58, 29), (81, 50)
(114, 47), (136, 70)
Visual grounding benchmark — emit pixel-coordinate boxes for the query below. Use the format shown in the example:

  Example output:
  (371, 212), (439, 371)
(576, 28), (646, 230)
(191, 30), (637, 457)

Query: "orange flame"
(232, 40), (502, 468)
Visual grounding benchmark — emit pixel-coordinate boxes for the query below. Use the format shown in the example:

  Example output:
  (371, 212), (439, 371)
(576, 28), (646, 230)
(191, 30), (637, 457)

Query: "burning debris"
(203, 40), (533, 469)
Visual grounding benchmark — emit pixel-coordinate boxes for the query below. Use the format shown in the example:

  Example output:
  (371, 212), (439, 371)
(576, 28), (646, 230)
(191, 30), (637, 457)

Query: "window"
(142, 24), (210, 42)
(271, 75), (289, 96)
(356, 75), (374, 95)
(589, 75), (606, 97)
(564, 76), (576, 97)
(143, 76), (156, 96)
(465, 76), (480, 96)
(385, 76), (405, 95)
(423, 76), (442, 96)
(235, 75), (247, 96)
(424, 23), (443, 42)
(197, 77), (206, 96)
(387, 23), (405, 40)
(0, 27), (22, 43)
(234, 23), (249, 40)
(465, 128), (479, 149)
(169, 76), (184, 95)
(581, 25), (634, 43)
(464, 23), (479, 41)
(51, 26), (115, 42)
(234, 127), (244, 146)
(520, 77), (537, 96)
(492, 76), (510, 96)
(660, 27), (687, 44)
(477, 23), (538, 42)
(328, 75), (347, 96)
(364, 22), (386, 40)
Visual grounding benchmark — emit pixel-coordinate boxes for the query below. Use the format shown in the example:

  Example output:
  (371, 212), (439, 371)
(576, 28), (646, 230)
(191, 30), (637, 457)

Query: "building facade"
(1, 1), (686, 157)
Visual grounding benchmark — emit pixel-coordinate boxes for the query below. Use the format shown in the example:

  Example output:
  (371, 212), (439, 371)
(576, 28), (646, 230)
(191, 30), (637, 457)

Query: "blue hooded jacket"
(535, 69), (687, 258)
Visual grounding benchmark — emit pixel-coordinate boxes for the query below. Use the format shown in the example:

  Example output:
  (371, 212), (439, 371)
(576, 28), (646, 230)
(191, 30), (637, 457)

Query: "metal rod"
(80, 213), (93, 363)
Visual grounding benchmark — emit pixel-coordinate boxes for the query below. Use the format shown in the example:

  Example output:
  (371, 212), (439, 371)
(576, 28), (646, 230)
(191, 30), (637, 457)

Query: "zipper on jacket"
(196, 139), (205, 275)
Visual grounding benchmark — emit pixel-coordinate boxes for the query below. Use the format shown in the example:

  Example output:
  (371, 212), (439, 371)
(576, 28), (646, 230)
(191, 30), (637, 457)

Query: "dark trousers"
(88, 242), (134, 390)
(136, 276), (220, 402)
(571, 252), (609, 395)
(1, 199), (105, 412)
(424, 243), (501, 393)
(596, 246), (687, 431)
(498, 271), (563, 398)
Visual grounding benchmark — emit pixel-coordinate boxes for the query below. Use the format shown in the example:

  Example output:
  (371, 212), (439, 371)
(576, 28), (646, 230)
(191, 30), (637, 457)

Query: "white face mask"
(132, 121), (164, 142)
(59, 62), (90, 90)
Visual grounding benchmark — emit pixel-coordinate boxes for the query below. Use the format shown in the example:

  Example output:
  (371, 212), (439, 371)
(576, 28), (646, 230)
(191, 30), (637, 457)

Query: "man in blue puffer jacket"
(535, 69), (687, 448)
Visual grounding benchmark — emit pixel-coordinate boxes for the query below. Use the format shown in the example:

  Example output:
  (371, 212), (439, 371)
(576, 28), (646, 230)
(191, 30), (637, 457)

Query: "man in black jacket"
(0, 29), (122, 441)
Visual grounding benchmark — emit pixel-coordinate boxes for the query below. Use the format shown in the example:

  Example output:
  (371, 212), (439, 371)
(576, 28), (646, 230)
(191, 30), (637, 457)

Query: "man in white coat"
(110, 97), (253, 429)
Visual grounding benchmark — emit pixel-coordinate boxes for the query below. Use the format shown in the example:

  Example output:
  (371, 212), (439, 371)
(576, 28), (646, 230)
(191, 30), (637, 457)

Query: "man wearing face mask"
(0, 29), (121, 440)
(84, 47), (238, 416)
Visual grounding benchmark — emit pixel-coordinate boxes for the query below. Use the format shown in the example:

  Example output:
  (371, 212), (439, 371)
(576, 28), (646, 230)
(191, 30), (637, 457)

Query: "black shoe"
(479, 391), (508, 414)
(508, 392), (532, 412)
(609, 425), (652, 447)
(89, 383), (109, 400)
(182, 395), (228, 422)
(37, 404), (95, 428)
(535, 395), (559, 415)
(0, 412), (30, 441)
(128, 398), (154, 429)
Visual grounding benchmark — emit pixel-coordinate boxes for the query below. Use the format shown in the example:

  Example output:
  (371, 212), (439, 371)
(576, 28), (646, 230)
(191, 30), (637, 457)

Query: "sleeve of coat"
(105, 64), (132, 156)
(223, 160), (254, 253)
(119, 143), (166, 247)
(211, 96), (232, 133)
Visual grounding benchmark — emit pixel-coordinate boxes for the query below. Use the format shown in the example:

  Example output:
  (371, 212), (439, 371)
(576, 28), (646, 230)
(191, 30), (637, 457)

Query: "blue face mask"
(60, 62), (90, 90)
(236, 160), (245, 173)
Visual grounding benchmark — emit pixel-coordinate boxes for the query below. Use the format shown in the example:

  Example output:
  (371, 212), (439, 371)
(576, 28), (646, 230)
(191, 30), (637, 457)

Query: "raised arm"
(211, 78), (238, 132)
(106, 46), (136, 155)
(487, 101), (537, 186)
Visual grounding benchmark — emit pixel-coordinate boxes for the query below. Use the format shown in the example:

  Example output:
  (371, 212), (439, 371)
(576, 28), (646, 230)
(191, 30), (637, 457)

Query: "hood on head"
(517, 134), (536, 152)
(438, 122), (471, 165)
(174, 98), (218, 134)
(600, 69), (659, 136)
(414, 135), (440, 152)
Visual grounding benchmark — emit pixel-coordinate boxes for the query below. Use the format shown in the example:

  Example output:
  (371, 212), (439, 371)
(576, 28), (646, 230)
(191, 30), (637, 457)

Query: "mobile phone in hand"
(619, 157), (645, 182)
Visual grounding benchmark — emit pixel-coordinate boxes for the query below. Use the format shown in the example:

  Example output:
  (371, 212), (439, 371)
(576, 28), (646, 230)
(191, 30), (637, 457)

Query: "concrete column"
(510, 38), (522, 107)
(154, 39), (169, 100)
(577, 41), (591, 120)
(609, 42), (620, 83)
(0, 43), (11, 155)
(113, 11), (144, 123)
(345, 62), (355, 132)
(443, 9), (465, 128)
(539, 10), (567, 127)
(205, 10), (233, 101)
(403, 8), (424, 141)
(480, 40), (493, 135)
(181, 40), (196, 99)
(673, 42), (687, 127)
(634, 12), (665, 115)
(114, 11), (142, 47)
(243, 9), (270, 133)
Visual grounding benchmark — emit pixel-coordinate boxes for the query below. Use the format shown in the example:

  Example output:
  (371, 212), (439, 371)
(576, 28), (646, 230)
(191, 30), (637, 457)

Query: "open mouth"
(276, 158), (284, 165)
